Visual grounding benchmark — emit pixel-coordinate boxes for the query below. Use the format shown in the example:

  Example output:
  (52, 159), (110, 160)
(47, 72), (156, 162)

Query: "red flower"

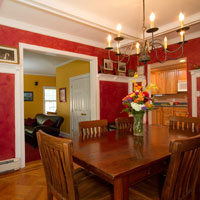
(143, 91), (149, 97)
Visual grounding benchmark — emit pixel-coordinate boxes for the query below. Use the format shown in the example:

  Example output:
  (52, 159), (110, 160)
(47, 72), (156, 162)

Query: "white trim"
(19, 43), (98, 167)
(24, 72), (56, 77)
(70, 73), (90, 136)
(190, 69), (200, 117)
(43, 86), (56, 114)
(55, 59), (76, 68)
(0, 63), (22, 165)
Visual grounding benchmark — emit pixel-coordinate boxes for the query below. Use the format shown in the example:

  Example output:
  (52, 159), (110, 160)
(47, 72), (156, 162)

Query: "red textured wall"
(100, 81), (128, 122)
(0, 73), (15, 160)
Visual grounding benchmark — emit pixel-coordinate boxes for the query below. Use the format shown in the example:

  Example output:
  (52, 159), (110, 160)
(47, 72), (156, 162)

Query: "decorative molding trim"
(0, 16), (105, 49)
(55, 59), (76, 68)
(24, 72), (56, 77)
(190, 69), (200, 117)
(98, 73), (133, 83)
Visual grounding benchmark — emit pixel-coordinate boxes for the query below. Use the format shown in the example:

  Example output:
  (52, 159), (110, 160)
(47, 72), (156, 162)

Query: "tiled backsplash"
(153, 92), (187, 103)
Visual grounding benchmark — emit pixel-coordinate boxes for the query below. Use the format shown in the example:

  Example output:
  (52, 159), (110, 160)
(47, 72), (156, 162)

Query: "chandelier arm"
(165, 42), (184, 54)
(164, 45), (184, 60)
(154, 48), (164, 63)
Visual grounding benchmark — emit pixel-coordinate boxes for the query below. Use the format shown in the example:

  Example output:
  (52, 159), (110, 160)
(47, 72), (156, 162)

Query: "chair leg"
(47, 187), (53, 200)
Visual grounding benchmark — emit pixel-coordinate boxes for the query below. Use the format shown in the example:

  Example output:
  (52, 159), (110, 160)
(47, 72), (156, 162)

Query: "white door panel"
(70, 74), (90, 136)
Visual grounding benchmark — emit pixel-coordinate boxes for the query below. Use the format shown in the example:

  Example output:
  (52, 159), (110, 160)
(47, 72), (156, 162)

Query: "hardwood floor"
(0, 160), (81, 200)
(0, 160), (50, 200)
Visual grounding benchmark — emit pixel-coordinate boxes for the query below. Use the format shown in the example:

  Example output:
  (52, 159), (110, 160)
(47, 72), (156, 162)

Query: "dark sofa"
(25, 113), (64, 146)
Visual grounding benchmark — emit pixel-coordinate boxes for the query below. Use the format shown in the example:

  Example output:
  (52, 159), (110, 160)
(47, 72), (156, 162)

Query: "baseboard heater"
(0, 158), (20, 173)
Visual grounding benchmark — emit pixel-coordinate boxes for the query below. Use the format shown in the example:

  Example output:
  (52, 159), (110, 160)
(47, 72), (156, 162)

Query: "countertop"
(153, 102), (188, 108)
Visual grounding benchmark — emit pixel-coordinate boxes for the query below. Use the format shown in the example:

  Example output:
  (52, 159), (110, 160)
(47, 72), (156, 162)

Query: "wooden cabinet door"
(177, 68), (187, 81)
(173, 107), (188, 117)
(152, 107), (162, 125)
(156, 71), (165, 94)
(165, 70), (177, 94)
(151, 72), (157, 94)
(162, 107), (173, 125)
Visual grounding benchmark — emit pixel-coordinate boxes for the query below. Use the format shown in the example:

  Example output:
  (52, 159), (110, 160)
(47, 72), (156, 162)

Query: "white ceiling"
(0, 0), (199, 75)
(23, 50), (73, 76)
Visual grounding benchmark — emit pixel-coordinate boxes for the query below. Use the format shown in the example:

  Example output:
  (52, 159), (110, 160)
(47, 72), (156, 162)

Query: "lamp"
(105, 0), (189, 64)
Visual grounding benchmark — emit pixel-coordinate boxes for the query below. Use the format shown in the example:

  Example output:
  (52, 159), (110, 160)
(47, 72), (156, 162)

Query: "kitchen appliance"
(178, 80), (187, 92)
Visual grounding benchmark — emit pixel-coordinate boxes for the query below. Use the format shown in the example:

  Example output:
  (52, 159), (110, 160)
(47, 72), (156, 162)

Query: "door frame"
(0, 63), (21, 163)
(70, 73), (90, 136)
(190, 69), (200, 117)
(19, 43), (98, 168)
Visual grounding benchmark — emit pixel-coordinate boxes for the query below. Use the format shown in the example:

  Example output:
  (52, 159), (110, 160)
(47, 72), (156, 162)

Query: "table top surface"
(72, 125), (197, 181)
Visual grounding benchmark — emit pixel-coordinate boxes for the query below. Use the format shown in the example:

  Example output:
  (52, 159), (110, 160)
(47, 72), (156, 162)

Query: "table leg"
(114, 177), (129, 200)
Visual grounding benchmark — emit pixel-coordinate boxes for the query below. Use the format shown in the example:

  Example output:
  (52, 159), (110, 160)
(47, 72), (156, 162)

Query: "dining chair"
(115, 117), (134, 130)
(36, 130), (113, 200)
(129, 134), (200, 200)
(79, 120), (108, 139)
(169, 116), (200, 133)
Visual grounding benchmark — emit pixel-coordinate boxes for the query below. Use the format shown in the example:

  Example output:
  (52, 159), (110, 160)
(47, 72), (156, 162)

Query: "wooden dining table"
(72, 125), (198, 200)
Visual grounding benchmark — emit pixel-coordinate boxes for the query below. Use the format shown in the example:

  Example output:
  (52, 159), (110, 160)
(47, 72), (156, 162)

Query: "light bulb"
(117, 24), (122, 37)
(107, 35), (112, 47)
(179, 12), (184, 28)
(150, 12), (155, 28)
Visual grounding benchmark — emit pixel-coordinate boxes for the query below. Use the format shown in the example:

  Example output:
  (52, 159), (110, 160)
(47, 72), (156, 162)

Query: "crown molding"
(24, 72), (56, 77)
(55, 59), (76, 68)
(0, 16), (106, 49)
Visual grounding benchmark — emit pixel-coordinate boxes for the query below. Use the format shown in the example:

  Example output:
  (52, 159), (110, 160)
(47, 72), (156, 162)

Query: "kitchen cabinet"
(177, 68), (187, 81)
(165, 70), (177, 94)
(162, 107), (174, 125)
(173, 107), (188, 117)
(151, 65), (187, 95)
(152, 106), (188, 125)
(152, 107), (163, 125)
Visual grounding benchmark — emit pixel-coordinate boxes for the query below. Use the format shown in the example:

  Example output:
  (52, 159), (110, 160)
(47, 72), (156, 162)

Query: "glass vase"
(133, 112), (144, 136)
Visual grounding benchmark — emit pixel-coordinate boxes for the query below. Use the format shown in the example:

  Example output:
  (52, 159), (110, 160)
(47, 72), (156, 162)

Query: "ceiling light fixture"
(105, 0), (189, 64)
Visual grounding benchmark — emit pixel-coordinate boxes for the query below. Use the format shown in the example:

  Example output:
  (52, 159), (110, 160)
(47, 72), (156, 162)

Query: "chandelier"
(105, 0), (189, 64)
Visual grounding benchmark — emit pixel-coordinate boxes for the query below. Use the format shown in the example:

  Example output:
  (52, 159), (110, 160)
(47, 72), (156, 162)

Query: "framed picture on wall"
(103, 59), (113, 71)
(118, 62), (126, 72)
(24, 92), (33, 101)
(0, 45), (18, 64)
(59, 88), (66, 102)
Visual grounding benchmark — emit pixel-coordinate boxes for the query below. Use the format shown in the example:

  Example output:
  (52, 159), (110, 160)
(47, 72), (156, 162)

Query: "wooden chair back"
(161, 134), (200, 200)
(169, 116), (200, 133)
(115, 117), (134, 131)
(79, 120), (108, 139)
(36, 130), (77, 200)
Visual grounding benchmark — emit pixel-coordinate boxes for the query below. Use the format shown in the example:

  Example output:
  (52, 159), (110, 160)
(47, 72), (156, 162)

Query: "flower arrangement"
(122, 76), (157, 115)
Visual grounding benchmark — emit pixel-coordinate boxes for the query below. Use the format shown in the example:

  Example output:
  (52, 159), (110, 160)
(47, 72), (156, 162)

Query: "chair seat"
(74, 168), (113, 200)
(129, 175), (164, 200)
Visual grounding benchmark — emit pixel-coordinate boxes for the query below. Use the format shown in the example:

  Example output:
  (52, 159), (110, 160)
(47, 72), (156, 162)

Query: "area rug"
(25, 142), (41, 163)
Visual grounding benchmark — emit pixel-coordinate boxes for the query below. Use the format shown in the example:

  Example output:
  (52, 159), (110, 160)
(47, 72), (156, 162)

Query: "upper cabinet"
(151, 63), (187, 95)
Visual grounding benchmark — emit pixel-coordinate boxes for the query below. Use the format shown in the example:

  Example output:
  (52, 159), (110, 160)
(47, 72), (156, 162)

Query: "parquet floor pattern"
(0, 160), (51, 200)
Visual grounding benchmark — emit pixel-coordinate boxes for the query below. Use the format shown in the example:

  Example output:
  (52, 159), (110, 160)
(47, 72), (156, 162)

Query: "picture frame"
(24, 92), (33, 101)
(103, 59), (113, 71)
(0, 45), (18, 64)
(118, 62), (126, 72)
(59, 88), (66, 102)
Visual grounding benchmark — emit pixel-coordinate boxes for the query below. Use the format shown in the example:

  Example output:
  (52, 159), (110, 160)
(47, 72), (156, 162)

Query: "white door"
(70, 74), (90, 136)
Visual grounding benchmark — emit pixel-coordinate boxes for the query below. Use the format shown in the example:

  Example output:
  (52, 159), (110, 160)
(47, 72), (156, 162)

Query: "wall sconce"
(35, 81), (38, 86)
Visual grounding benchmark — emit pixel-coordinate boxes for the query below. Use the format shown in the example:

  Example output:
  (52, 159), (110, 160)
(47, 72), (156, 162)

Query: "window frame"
(43, 86), (57, 114)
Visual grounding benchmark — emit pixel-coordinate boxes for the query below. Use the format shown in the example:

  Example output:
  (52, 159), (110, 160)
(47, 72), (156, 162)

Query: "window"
(43, 87), (57, 114)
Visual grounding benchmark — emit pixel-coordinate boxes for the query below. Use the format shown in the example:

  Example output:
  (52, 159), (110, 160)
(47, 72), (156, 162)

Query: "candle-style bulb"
(150, 12), (155, 28)
(164, 37), (167, 49)
(180, 31), (184, 42)
(136, 42), (140, 54)
(117, 24), (122, 37)
(179, 12), (184, 28)
(107, 35), (112, 47)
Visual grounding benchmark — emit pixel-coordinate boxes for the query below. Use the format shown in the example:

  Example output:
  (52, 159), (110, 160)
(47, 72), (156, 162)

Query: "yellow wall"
(24, 75), (56, 118)
(56, 60), (90, 134)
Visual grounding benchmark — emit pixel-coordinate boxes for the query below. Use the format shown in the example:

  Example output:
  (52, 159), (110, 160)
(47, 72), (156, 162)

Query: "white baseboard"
(0, 158), (20, 173)
(59, 131), (71, 138)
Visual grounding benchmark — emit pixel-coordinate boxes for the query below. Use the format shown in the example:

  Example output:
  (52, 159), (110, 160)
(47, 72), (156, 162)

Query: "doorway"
(19, 43), (98, 167)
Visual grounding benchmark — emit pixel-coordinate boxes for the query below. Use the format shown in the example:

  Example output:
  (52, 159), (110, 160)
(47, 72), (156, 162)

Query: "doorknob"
(81, 113), (86, 116)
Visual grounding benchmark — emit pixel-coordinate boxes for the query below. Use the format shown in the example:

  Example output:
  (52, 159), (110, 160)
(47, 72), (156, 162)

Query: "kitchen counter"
(153, 102), (188, 108)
